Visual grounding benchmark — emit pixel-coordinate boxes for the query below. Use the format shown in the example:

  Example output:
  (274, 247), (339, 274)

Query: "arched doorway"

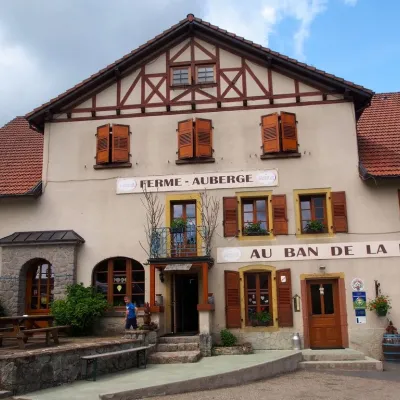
(25, 259), (54, 314)
(92, 257), (145, 309)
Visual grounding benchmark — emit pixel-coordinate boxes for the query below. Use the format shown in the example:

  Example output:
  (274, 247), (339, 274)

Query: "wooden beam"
(150, 264), (156, 307)
(202, 263), (209, 305)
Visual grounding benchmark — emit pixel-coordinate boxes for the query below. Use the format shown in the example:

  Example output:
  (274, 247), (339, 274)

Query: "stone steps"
(0, 391), (12, 399)
(299, 358), (383, 371)
(148, 350), (202, 364)
(158, 336), (200, 344)
(302, 349), (366, 362)
(157, 342), (199, 352)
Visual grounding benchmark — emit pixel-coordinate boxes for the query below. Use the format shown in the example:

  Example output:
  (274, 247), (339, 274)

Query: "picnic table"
(0, 315), (69, 349)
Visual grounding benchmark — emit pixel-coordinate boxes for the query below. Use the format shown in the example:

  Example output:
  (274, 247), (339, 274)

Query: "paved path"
(23, 351), (296, 400)
(151, 370), (400, 400)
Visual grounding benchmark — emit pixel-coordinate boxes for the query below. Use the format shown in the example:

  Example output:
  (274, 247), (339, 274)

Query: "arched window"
(26, 260), (54, 314)
(93, 258), (145, 308)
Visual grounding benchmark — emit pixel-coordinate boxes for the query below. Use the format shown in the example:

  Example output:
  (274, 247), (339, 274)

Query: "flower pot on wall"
(377, 309), (388, 317)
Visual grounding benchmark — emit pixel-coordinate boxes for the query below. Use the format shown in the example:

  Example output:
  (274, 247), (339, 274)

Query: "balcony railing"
(149, 226), (210, 259)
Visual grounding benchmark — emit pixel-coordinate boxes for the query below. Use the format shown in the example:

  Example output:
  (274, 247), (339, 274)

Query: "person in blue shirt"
(124, 296), (137, 330)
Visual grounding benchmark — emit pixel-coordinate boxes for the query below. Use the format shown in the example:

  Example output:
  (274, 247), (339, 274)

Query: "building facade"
(1, 14), (399, 359)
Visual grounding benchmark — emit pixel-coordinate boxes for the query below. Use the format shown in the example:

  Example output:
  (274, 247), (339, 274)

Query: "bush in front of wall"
(305, 220), (325, 233)
(50, 283), (109, 336)
(220, 329), (237, 347)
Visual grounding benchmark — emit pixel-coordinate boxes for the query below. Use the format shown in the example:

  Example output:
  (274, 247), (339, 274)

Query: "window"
(197, 66), (215, 83)
(261, 112), (298, 155)
(245, 272), (272, 326)
(93, 258), (145, 308)
(172, 67), (190, 85)
(300, 195), (328, 234)
(26, 260), (54, 313)
(177, 118), (213, 162)
(242, 198), (269, 236)
(95, 124), (130, 166)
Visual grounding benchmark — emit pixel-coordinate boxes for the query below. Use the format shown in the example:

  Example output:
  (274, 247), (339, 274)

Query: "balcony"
(149, 226), (211, 261)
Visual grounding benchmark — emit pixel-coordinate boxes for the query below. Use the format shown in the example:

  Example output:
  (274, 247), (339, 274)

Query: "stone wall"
(0, 244), (78, 315)
(349, 328), (385, 360)
(0, 338), (141, 395)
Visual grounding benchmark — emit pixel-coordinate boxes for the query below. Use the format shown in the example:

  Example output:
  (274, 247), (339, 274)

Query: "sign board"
(217, 241), (400, 263)
(352, 291), (367, 310)
(356, 316), (367, 324)
(351, 278), (364, 291)
(116, 169), (278, 194)
(164, 264), (192, 271)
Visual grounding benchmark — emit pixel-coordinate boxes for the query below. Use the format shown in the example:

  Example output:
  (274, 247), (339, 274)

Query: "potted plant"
(170, 218), (186, 233)
(250, 310), (272, 327)
(367, 295), (391, 316)
(305, 220), (325, 233)
(244, 221), (269, 236)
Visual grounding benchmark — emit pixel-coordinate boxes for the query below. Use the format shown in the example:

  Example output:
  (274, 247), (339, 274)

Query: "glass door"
(171, 201), (197, 257)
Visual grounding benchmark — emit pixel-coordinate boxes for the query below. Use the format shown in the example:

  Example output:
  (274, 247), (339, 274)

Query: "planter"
(377, 309), (388, 317)
(212, 343), (253, 356)
(250, 320), (270, 327)
(382, 334), (400, 362)
(245, 232), (269, 236)
(170, 227), (185, 234)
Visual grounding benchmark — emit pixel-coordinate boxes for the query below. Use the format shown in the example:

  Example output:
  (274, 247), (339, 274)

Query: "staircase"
(148, 335), (202, 364)
(300, 349), (383, 371)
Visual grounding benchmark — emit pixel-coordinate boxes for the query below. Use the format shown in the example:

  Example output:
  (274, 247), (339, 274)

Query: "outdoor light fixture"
(293, 294), (301, 312)
(159, 270), (165, 283)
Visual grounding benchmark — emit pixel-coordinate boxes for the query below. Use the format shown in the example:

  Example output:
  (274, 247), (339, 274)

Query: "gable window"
(176, 118), (214, 164)
(261, 112), (300, 158)
(242, 198), (269, 236)
(95, 124), (131, 168)
(172, 67), (190, 86)
(245, 272), (272, 326)
(197, 66), (215, 83)
(300, 195), (328, 234)
(93, 257), (145, 308)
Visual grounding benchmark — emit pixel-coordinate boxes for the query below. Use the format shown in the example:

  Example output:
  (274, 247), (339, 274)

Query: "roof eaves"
(0, 181), (42, 199)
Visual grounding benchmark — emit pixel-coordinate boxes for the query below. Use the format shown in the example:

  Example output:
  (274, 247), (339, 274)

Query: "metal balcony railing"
(149, 226), (210, 259)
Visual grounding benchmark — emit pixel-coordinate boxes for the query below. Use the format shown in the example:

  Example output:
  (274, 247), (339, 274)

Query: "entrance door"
(171, 274), (199, 334)
(171, 202), (197, 257)
(307, 279), (342, 349)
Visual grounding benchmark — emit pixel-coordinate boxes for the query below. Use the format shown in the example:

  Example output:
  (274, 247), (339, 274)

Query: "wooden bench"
(18, 325), (70, 348)
(81, 345), (151, 381)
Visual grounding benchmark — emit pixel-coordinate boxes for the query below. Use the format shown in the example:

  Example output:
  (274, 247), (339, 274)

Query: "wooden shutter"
(261, 113), (280, 153)
(96, 124), (110, 164)
(272, 195), (288, 235)
(177, 119), (194, 159)
(276, 269), (293, 327)
(223, 197), (238, 237)
(112, 124), (130, 163)
(281, 112), (298, 152)
(225, 271), (241, 328)
(195, 118), (212, 158)
(331, 191), (348, 233)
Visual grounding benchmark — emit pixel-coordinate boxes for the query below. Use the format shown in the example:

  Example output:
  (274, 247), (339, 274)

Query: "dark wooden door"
(307, 280), (342, 349)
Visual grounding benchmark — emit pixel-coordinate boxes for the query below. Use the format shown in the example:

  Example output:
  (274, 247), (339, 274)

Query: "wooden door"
(307, 279), (342, 349)
(171, 201), (197, 257)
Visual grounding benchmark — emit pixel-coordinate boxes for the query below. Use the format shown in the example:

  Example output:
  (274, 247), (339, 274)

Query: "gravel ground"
(150, 370), (400, 400)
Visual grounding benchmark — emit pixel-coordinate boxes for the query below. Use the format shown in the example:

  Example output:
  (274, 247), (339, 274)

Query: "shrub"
(220, 329), (237, 347)
(51, 283), (109, 336)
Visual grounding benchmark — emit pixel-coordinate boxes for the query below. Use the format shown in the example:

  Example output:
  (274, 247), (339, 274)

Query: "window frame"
(195, 64), (216, 84)
(171, 66), (191, 86)
(244, 271), (273, 327)
(241, 197), (269, 236)
(294, 188), (334, 237)
(299, 194), (328, 234)
(93, 258), (145, 309)
(26, 261), (54, 313)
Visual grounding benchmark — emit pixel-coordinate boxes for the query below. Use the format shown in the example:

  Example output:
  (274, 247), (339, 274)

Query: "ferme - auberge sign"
(116, 169), (278, 194)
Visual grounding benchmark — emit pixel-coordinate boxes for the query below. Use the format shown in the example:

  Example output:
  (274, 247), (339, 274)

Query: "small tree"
(51, 284), (109, 336)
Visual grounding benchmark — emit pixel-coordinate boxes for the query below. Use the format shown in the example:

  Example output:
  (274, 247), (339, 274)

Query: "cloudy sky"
(1, 0), (399, 125)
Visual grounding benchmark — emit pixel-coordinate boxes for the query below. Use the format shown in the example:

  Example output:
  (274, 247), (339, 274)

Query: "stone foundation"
(0, 338), (142, 395)
(199, 333), (212, 356)
(349, 328), (385, 360)
(212, 343), (253, 356)
(0, 244), (78, 315)
(124, 329), (158, 345)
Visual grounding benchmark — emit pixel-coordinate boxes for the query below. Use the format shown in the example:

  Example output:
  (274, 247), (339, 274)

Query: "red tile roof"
(0, 117), (43, 196)
(26, 14), (372, 127)
(357, 92), (400, 178)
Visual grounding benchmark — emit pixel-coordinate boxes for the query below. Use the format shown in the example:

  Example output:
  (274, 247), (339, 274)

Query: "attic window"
(172, 67), (190, 85)
(197, 66), (215, 83)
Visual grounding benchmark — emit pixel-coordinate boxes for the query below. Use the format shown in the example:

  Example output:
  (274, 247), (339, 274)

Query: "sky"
(0, 0), (399, 126)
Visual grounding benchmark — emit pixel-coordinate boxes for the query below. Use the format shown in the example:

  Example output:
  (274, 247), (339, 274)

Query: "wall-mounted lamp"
(293, 294), (301, 312)
(319, 265), (326, 273)
(159, 271), (165, 283)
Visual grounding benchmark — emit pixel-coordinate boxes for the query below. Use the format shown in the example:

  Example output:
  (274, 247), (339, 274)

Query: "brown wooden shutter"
(272, 195), (288, 235)
(276, 269), (293, 327)
(331, 191), (348, 233)
(195, 118), (212, 158)
(177, 119), (194, 159)
(111, 124), (130, 163)
(281, 112), (298, 152)
(96, 124), (110, 164)
(223, 197), (238, 237)
(225, 271), (241, 328)
(261, 113), (280, 153)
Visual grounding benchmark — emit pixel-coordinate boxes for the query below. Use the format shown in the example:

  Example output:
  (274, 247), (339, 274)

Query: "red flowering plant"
(367, 295), (391, 316)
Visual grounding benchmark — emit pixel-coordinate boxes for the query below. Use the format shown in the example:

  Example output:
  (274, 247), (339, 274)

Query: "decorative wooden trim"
(170, 59), (213, 67)
(176, 157), (215, 165)
(197, 304), (215, 311)
(295, 80), (300, 103)
(216, 46), (221, 100)
(244, 61), (269, 96)
(166, 49), (170, 103)
(260, 152), (301, 160)
(120, 70), (142, 106)
(220, 70), (243, 98)
(242, 58), (247, 98)
(141, 66), (145, 105)
(145, 76), (166, 103)
(170, 40), (191, 63)
(171, 87), (192, 103)
(194, 88), (217, 101)
(190, 38), (195, 102)
(193, 39), (216, 61)
(117, 79), (121, 107)
(92, 95), (96, 109)
(93, 162), (132, 170)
